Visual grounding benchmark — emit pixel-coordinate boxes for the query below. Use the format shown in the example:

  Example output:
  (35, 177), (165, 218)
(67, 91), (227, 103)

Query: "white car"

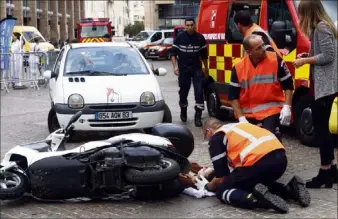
(44, 42), (172, 134)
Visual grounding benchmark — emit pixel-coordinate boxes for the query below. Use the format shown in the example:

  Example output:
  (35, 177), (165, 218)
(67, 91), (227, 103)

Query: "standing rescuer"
(228, 34), (294, 135)
(170, 18), (209, 127)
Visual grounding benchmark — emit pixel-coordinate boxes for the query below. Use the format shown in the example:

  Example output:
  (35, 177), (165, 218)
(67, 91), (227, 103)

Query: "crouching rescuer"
(170, 18), (209, 127)
(194, 118), (311, 213)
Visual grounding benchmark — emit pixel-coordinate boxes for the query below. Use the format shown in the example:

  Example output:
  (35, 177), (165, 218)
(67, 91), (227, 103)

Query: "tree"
(124, 21), (144, 37)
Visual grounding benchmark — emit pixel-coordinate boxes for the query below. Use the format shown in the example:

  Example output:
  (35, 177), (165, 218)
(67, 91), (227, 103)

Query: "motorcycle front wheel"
(124, 158), (180, 184)
(0, 170), (28, 200)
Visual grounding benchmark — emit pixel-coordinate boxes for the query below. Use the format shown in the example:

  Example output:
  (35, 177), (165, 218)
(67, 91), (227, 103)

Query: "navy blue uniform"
(170, 31), (208, 110)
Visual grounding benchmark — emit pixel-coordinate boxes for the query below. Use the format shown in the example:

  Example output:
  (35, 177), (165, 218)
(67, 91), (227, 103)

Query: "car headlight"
(140, 92), (155, 106)
(68, 94), (84, 109)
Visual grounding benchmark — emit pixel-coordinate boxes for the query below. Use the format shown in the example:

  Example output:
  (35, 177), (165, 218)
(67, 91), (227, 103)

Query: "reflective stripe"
(198, 45), (207, 51)
(279, 73), (291, 82)
(240, 74), (278, 89)
(242, 102), (284, 113)
(229, 82), (240, 87)
(226, 189), (236, 204)
(172, 44), (202, 53)
(195, 104), (205, 109)
(211, 152), (226, 162)
(223, 135), (227, 145)
(239, 134), (276, 162)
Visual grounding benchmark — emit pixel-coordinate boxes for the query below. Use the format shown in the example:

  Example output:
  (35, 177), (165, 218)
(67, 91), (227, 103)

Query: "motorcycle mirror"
(65, 111), (82, 131)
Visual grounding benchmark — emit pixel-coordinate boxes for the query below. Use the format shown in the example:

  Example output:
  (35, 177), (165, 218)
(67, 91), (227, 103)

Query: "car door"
(49, 49), (65, 102)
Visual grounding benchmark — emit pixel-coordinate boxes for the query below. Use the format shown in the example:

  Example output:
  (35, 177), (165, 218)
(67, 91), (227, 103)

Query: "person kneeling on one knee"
(193, 118), (311, 213)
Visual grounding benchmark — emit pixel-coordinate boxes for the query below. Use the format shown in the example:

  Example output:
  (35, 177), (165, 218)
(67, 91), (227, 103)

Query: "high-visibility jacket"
(244, 23), (282, 57)
(233, 51), (286, 120)
(216, 123), (285, 168)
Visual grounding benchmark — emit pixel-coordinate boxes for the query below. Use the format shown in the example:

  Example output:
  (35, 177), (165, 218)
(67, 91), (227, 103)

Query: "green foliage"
(124, 21), (145, 37)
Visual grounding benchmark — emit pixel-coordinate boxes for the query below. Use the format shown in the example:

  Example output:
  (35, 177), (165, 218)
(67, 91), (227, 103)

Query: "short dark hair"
(234, 10), (253, 26)
(243, 34), (260, 50)
(13, 32), (21, 39)
(185, 18), (195, 24)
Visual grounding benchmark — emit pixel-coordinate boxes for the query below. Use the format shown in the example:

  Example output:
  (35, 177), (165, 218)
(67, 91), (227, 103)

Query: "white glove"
(279, 105), (291, 126)
(239, 116), (249, 123)
(194, 175), (209, 190)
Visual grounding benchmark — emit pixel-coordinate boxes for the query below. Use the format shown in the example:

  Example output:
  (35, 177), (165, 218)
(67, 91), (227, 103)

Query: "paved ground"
(0, 60), (337, 218)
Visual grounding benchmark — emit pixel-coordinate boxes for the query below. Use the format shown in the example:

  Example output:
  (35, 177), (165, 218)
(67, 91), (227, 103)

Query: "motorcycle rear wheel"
(0, 170), (27, 200)
(124, 158), (180, 184)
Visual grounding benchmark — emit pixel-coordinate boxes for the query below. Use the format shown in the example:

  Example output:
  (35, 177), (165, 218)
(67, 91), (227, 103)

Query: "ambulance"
(197, 0), (337, 146)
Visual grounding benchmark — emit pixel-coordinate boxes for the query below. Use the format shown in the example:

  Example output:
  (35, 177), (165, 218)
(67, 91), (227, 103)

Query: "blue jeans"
(178, 69), (205, 110)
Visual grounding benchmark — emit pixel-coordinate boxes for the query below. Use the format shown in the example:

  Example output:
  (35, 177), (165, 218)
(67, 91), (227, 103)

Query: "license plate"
(95, 111), (133, 120)
(150, 52), (156, 55)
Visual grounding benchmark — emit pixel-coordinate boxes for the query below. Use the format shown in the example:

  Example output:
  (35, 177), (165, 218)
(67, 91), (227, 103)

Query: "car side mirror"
(44, 70), (57, 79)
(154, 67), (167, 76)
(271, 21), (287, 49)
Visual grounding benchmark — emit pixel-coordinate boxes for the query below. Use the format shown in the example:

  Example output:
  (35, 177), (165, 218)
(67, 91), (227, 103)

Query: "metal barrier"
(0, 50), (60, 92)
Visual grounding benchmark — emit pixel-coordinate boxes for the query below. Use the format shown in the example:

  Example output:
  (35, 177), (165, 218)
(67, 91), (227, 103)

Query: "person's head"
(203, 117), (223, 141)
(243, 34), (267, 62)
(34, 37), (39, 44)
(12, 32), (21, 41)
(297, 0), (338, 38)
(185, 18), (196, 35)
(234, 10), (253, 33)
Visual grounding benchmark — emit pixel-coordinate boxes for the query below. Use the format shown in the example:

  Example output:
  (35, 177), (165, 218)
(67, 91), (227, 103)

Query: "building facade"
(144, 0), (200, 30)
(84, 0), (131, 37)
(129, 1), (145, 24)
(1, 0), (86, 42)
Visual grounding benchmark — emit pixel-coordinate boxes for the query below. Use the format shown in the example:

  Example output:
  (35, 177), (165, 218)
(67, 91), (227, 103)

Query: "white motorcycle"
(0, 111), (194, 201)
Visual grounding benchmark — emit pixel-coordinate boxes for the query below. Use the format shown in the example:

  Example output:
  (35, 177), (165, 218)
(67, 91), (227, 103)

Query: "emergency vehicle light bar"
(81, 18), (110, 23)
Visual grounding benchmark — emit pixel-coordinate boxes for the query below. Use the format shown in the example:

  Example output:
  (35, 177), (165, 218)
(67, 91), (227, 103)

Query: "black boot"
(330, 164), (338, 183)
(305, 168), (333, 188)
(253, 183), (289, 214)
(285, 175), (311, 207)
(194, 106), (202, 127)
(180, 107), (187, 122)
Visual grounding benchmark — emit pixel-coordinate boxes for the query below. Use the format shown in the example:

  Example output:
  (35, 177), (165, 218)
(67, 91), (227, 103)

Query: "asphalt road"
(0, 59), (337, 218)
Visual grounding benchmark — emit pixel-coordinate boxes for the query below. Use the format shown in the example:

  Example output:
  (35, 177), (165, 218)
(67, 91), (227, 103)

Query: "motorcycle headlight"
(68, 94), (84, 109)
(140, 92), (155, 106)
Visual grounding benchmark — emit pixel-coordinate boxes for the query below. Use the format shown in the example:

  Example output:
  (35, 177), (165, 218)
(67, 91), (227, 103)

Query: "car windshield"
(80, 25), (110, 38)
(64, 46), (150, 76)
(293, 0), (337, 25)
(132, 31), (153, 41)
(163, 38), (173, 45)
(22, 31), (46, 43)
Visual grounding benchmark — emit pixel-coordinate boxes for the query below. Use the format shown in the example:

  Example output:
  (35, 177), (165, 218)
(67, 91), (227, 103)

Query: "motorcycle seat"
(22, 141), (51, 152)
(122, 146), (161, 163)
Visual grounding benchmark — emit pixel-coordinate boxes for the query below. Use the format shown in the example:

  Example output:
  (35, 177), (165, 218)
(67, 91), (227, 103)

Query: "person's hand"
(194, 175), (209, 190)
(198, 167), (208, 176)
(293, 58), (306, 68)
(239, 116), (249, 123)
(174, 66), (179, 76)
(279, 105), (291, 126)
(296, 52), (309, 59)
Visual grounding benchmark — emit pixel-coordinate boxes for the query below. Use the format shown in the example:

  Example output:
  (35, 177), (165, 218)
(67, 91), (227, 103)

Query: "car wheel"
(206, 87), (229, 121)
(48, 108), (60, 133)
(162, 103), (172, 123)
(294, 95), (318, 147)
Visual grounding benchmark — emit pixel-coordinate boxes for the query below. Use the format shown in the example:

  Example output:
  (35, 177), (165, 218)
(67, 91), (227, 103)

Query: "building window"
(36, 0), (40, 9)
(23, 0), (28, 7)
(48, 0), (50, 11)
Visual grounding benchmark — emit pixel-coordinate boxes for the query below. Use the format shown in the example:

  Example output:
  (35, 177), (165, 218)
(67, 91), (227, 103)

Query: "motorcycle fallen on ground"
(0, 111), (195, 201)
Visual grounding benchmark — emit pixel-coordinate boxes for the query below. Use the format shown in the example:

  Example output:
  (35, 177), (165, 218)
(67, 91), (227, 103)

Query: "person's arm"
(277, 57), (294, 106)
(199, 34), (209, 76)
(295, 22), (335, 67)
(205, 132), (229, 191)
(228, 67), (245, 118)
(170, 37), (180, 75)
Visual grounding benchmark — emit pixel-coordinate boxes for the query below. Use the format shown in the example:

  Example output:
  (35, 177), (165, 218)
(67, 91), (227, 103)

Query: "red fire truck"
(76, 18), (115, 43)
